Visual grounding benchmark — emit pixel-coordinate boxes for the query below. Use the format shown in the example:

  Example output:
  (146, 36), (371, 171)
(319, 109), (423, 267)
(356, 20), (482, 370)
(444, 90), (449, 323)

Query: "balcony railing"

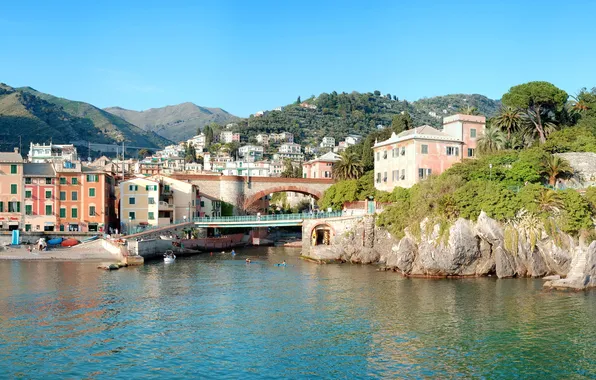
(158, 201), (174, 209)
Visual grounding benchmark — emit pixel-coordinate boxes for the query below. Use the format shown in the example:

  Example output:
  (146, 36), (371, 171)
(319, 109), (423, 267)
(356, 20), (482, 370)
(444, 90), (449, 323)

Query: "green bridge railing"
(192, 211), (343, 224)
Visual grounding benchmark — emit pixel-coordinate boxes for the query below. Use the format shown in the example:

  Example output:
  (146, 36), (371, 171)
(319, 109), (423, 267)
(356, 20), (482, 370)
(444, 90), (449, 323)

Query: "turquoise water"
(0, 247), (595, 379)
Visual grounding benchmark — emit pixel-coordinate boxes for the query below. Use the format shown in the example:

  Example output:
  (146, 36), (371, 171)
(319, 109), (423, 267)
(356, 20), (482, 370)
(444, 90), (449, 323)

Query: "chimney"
(14, 147), (19, 153)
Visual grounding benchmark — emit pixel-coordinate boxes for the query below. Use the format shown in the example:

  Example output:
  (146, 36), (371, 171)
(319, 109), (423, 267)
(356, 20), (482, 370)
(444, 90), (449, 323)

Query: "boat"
(160, 235), (173, 240)
(61, 238), (79, 247)
(80, 235), (99, 243)
(47, 237), (63, 245)
(164, 250), (176, 263)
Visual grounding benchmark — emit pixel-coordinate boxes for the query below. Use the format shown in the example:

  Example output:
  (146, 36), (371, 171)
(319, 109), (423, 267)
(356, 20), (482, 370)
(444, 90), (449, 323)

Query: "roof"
(23, 163), (56, 177)
(200, 194), (221, 201)
(0, 152), (23, 163)
(306, 151), (341, 164)
(374, 125), (462, 148)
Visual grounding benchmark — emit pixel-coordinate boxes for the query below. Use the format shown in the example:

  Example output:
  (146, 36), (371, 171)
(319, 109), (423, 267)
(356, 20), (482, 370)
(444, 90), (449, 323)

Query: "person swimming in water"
(231, 249), (236, 256)
(245, 258), (251, 263)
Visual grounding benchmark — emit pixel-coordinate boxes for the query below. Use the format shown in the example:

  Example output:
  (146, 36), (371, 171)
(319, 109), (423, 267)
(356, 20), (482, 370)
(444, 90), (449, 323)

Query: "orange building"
(54, 161), (116, 232)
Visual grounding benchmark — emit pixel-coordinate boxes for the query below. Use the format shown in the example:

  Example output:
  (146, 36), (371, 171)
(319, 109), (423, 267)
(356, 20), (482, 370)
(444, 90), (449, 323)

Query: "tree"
(502, 81), (568, 143)
(138, 148), (153, 158)
(536, 189), (563, 213)
(391, 112), (413, 134)
(493, 106), (523, 140)
(333, 152), (364, 180)
(296, 96), (301, 104)
(281, 159), (299, 178)
(203, 124), (214, 147)
(459, 105), (479, 115)
(374, 90), (381, 96)
(477, 126), (506, 154)
(541, 155), (573, 186)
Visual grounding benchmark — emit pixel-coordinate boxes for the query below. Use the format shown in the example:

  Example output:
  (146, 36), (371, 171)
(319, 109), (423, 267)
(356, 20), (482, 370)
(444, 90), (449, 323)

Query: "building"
(254, 110), (266, 117)
(199, 194), (222, 218)
(23, 163), (57, 232)
(53, 161), (115, 232)
(373, 114), (485, 191)
(221, 161), (274, 177)
(300, 102), (317, 110)
(187, 134), (207, 150)
(220, 131), (241, 144)
(0, 151), (24, 231)
(274, 143), (303, 161)
(320, 136), (335, 149)
(150, 175), (201, 222)
(269, 132), (293, 143)
(28, 143), (78, 163)
(119, 177), (161, 233)
(345, 134), (363, 146)
(238, 145), (264, 162)
(303, 151), (341, 179)
(256, 134), (270, 145)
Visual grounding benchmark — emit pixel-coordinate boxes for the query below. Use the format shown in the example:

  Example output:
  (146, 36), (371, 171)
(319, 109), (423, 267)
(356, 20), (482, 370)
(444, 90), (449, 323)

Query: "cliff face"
(305, 212), (595, 289)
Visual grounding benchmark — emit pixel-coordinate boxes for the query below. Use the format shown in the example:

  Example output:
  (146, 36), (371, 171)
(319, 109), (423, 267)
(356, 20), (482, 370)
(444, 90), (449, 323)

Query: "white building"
(256, 134), (270, 145)
(28, 143), (78, 163)
(274, 143), (303, 161)
(345, 134), (363, 146)
(238, 145), (264, 162)
(269, 132), (294, 143)
(220, 131), (241, 144)
(320, 136), (335, 149)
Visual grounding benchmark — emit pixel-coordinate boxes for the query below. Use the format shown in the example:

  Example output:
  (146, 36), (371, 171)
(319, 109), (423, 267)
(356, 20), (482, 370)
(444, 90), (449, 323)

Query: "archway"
(243, 185), (323, 211)
(310, 223), (335, 246)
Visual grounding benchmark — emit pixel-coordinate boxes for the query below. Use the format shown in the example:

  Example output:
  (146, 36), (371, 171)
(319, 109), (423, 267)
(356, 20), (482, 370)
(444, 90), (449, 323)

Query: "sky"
(1, 0), (595, 117)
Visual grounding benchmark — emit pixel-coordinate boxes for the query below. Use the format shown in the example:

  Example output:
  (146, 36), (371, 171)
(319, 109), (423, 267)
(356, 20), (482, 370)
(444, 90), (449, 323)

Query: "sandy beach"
(0, 240), (117, 261)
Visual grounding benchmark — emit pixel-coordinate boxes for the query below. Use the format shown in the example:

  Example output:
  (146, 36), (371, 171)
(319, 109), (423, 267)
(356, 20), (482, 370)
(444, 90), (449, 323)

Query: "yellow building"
(119, 177), (160, 234)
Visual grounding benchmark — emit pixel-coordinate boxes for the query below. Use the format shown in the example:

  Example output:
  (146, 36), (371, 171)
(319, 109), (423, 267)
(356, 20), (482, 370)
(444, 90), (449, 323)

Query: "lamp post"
(489, 163), (493, 182)
(128, 216), (132, 235)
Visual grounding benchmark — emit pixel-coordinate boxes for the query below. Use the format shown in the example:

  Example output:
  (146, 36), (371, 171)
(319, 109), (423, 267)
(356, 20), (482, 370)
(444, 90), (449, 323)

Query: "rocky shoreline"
(303, 212), (596, 291)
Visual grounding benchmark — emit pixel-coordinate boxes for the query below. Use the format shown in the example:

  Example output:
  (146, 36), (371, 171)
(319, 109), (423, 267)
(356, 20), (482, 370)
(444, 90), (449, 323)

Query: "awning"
(44, 222), (55, 226)
(8, 222), (19, 226)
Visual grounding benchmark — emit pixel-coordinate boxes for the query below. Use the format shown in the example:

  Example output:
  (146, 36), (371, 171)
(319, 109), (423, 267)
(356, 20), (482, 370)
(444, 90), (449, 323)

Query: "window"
(129, 212), (136, 220)
(45, 190), (52, 199)
(468, 148), (475, 157)
(72, 178), (78, 185)
(8, 202), (20, 213)
(10, 184), (17, 194)
(71, 208), (78, 218)
(129, 185), (138, 191)
(45, 205), (52, 216)
(376, 172), (381, 183)
(146, 185), (157, 191)
(446, 147), (460, 156)
(25, 178), (32, 184)
(418, 168), (432, 179)
(392, 169), (399, 181)
(383, 172), (388, 182)
(25, 224), (31, 232)
(470, 128), (477, 138)
(129, 197), (136, 205)
(86, 174), (99, 182)
(10, 165), (17, 174)
(25, 205), (33, 216)
(45, 178), (52, 184)
(421, 144), (428, 154)
(200, 201), (205, 207)
(59, 208), (66, 218)
(148, 212), (155, 220)
(401, 147), (406, 156)
(148, 197), (155, 205)
(25, 190), (32, 198)
(383, 151), (387, 159)
(401, 169), (405, 180)
(60, 191), (66, 201)
(392, 148), (397, 158)
(376, 152), (380, 161)
(72, 191), (78, 201)
(89, 188), (96, 197)
(164, 185), (170, 192)
(89, 206), (96, 216)
(60, 177), (67, 185)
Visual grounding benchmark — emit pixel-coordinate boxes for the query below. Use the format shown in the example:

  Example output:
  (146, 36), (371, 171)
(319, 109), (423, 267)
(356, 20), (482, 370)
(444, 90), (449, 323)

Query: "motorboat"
(164, 250), (176, 263)
(47, 237), (63, 245)
(61, 238), (79, 247)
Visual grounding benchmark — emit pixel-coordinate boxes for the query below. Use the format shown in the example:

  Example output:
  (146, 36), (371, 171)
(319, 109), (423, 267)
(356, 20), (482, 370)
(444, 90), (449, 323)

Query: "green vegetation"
(319, 81), (596, 240)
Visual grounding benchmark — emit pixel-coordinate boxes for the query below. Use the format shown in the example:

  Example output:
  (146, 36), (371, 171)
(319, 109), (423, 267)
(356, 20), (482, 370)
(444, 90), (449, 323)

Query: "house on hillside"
(303, 151), (341, 179)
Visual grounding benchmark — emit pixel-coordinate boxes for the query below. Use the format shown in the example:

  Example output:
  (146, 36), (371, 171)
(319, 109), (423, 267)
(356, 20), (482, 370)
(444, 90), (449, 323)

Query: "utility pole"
(122, 141), (125, 180)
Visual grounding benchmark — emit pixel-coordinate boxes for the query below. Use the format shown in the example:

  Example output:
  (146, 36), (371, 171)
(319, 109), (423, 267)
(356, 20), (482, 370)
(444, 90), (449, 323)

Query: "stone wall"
(127, 239), (174, 259)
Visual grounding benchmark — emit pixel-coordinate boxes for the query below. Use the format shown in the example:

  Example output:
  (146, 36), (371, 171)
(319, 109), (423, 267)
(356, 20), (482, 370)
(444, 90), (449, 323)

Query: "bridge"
(170, 174), (334, 209)
(192, 211), (343, 228)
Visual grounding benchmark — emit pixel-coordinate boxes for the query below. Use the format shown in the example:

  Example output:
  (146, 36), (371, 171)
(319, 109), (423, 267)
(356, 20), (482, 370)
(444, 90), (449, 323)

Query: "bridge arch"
(310, 223), (335, 246)
(244, 185), (323, 209)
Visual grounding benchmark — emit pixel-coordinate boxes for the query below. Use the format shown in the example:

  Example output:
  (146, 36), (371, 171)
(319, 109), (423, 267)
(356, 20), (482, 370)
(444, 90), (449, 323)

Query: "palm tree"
(477, 125), (506, 154)
(536, 189), (563, 213)
(333, 152), (364, 180)
(459, 105), (479, 115)
(493, 107), (523, 140)
(541, 155), (573, 187)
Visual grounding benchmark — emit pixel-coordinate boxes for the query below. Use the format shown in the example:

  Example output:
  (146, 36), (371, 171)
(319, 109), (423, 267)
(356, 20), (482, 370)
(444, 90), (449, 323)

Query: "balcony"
(158, 201), (174, 210)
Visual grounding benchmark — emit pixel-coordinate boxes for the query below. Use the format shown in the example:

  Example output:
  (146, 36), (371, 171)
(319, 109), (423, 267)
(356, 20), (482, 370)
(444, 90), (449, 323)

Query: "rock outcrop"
(308, 211), (593, 284)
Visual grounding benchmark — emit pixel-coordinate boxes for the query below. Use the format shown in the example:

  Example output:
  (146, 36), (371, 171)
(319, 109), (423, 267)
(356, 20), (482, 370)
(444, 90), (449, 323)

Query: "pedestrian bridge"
(192, 212), (344, 228)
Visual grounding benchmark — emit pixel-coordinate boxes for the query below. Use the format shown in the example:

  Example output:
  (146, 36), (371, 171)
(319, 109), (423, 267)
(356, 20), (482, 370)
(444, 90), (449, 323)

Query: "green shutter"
(11, 184), (17, 194)
(25, 205), (32, 215)
(46, 205), (52, 215)
(72, 208), (77, 218)
(17, 202), (20, 213)
(60, 208), (66, 218)
(0, 201), (3, 212)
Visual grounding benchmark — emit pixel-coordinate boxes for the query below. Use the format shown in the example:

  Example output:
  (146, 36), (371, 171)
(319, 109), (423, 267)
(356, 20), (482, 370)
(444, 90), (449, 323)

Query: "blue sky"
(1, 0), (595, 117)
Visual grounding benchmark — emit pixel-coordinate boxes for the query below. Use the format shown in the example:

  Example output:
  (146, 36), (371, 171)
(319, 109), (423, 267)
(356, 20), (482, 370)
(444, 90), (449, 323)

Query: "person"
(231, 249), (236, 256)
(282, 260), (286, 265)
(245, 258), (251, 263)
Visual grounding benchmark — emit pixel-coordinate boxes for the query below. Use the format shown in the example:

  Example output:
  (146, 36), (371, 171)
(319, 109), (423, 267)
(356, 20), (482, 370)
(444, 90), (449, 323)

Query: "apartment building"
(274, 143), (304, 161)
(119, 177), (161, 233)
(23, 163), (57, 232)
(28, 143), (78, 163)
(220, 131), (241, 144)
(320, 136), (335, 149)
(238, 145), (264, 162)
(256, 134), (270, 145)
(303, 151), (340, 179)
(0, 151), (24, 231)
(373, 114), (485, 191)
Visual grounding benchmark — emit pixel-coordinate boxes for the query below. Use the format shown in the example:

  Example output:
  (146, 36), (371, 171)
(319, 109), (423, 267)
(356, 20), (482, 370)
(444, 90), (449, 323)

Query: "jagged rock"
(374, 228), (395, 263)
(495, 246), (516, 278)
(350, 247), (379, 264)
(389, 237), (417, 274)
(476, 211), (504, 245)
(546, 241), (596, 290)
(543, 275), (561, 281)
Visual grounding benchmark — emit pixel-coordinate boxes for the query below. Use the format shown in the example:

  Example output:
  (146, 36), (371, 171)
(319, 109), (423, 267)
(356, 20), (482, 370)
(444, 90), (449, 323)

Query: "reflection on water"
(0, 247), (594, 378)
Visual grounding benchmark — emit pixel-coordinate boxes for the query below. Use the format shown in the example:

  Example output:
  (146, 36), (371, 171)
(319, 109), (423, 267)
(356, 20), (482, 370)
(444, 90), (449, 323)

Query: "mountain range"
(0, 84), (171, 152)
(104, 103), (238, 143)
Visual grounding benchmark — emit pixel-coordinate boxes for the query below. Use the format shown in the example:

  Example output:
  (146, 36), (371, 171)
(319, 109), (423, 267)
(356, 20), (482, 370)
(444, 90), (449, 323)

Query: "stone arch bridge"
(170, 174), (334, 209)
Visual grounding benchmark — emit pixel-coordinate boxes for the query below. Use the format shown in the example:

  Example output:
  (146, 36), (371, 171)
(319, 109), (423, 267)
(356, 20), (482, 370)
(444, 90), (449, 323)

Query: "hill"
(104, 103), (239, 142)
(0, 83), (171, 152)
(232, 91), (500, 146)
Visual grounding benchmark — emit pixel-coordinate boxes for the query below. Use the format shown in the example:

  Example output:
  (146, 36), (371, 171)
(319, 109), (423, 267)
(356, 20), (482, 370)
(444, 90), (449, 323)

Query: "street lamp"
(128, 216), (132, 234)
(489, 163), (493, 182)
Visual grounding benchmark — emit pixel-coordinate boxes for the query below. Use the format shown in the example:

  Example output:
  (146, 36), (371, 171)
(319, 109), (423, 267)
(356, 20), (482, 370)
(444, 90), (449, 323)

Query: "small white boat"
(164, 250), (176, 263)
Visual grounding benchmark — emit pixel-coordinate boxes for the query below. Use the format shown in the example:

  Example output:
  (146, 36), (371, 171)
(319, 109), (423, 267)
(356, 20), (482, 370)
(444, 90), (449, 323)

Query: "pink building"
(0, 151), (24, 231)
(303, 151), (341, 179)
(373, 114), (485, 191)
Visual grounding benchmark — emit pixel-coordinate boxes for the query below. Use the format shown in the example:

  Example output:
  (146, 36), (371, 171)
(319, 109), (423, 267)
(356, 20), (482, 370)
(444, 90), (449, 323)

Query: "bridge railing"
(192, 211), (343, 224)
